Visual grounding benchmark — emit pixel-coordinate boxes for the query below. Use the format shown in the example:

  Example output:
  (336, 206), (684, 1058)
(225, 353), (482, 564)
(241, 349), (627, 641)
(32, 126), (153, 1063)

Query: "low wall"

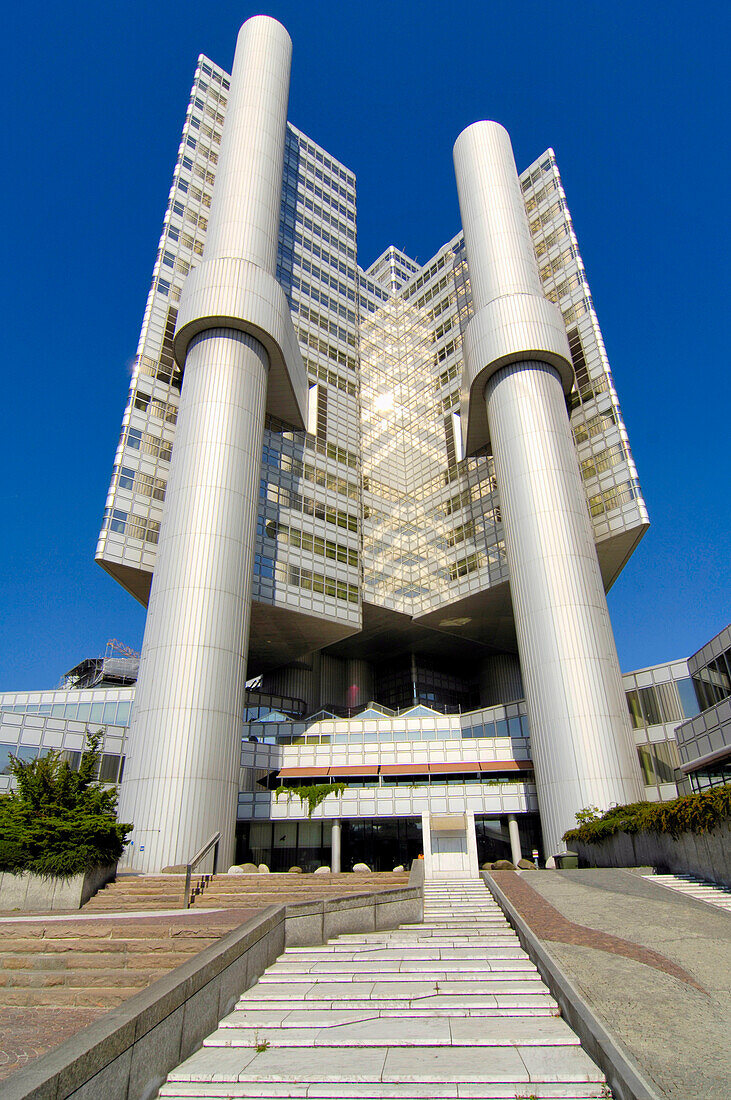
(0, 864), (116, 911)
(4, 880), (422, 1100)
(574, 819), (731, 888)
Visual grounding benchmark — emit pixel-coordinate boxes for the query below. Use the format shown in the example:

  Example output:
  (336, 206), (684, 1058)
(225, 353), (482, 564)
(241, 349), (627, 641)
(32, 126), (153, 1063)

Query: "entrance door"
(430, 828), (470, 877)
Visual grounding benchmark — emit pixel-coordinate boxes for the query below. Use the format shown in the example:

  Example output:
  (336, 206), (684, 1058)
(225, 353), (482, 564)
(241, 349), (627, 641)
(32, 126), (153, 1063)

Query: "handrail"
(183, 831), (221, 909)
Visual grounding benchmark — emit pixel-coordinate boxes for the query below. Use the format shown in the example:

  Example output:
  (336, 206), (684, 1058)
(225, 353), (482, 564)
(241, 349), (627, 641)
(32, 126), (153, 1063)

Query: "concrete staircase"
(0, 920), (223, 1008)
(83, 872), (410, 912)
(159, 877), (609, 1099)
(645, 871), (731, 912)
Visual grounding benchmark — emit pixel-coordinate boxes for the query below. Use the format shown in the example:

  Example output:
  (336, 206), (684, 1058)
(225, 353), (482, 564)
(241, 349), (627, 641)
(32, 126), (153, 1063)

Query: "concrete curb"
(483, 872), (664, 1100)
(3, 881), (422, 1100)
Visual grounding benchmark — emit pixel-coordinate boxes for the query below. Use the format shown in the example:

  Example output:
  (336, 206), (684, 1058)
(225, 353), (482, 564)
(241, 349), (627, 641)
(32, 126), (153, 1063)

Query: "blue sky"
(2, 0), (729, 691)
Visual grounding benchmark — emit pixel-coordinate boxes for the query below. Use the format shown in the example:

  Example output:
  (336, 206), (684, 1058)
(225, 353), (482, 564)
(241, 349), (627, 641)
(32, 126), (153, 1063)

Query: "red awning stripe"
(278, 760), (534, 779)
(277, 766), (330, 778)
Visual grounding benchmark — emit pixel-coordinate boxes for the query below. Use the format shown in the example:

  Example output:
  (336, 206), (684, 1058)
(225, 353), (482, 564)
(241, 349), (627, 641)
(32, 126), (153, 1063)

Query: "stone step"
(162, 1045), (604, 1089)
(160, 1083), (608, 1098)
(208, 1015), (577, 1048)
(234, 1000), (558, 1016)
(236, 994), (556, 1007)
(0, 939), (219, 960)
(0, 985), (146, 1007)
(0, 967), (166, 988)
(281, 946), (525, 960)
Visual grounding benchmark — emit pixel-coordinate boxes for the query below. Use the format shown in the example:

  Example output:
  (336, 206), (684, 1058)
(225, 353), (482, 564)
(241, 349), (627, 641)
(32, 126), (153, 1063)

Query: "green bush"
(0, 730), (132, 877)
(274, 782), (346, 817)
(563, 784), (731, 845)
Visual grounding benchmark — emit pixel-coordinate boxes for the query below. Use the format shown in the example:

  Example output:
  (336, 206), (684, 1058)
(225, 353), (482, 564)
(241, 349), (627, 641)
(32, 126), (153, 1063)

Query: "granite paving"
(491, 868), (731, 1100)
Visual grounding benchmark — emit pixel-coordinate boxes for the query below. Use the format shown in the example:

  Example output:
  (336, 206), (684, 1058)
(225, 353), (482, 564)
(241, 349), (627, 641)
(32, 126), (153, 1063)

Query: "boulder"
(491, 859), (517, 871)
(314, 865), (331, 874)
(518, 858), (537, 870)
(287, 866), (303, 874)
(238, 863), (259, 874)
(545, 856), (556, 869)
(480, 862), (493, 871)
(227, 865), (245, 875)
(257, 863), (270, 874)
(392, 865), (405, 872)
(352, 862), (372, 872)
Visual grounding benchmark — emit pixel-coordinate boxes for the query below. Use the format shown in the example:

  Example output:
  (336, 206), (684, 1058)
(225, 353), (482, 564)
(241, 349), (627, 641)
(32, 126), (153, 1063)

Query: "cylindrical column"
(507, 814), (522, 866)
(479, 653), (524, 707)
(345, 659), (374, 709)
(118, 17), (292, 872)
(454, 121), (643, 857)
(331, 820), (341, 873)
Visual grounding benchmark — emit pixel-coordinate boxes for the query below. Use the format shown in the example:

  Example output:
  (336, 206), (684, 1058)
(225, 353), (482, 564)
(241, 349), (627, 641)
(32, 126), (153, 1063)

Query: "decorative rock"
(287, 866), (303, 873)
(313, 865), (331, 874)
(258, 863), (270, 873)
(518, 858), (537, 870)
(491, 859), (517, 870)
(227, 865), (245, 875)
(239, 862), (259, 873)
(392, 865), (405, 872)
(480, 862), (493, 871)
(352, 862), (372, 872)
(545, 855), (557, 869)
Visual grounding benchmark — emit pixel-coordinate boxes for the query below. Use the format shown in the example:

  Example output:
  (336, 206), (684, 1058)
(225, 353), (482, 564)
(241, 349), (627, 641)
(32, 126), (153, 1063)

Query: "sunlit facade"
(86, 17), (655, 870)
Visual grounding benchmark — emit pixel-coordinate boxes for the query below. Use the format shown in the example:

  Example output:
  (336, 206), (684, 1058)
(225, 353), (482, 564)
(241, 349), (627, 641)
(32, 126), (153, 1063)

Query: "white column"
(507, 814), (522, 866)
(454, 122), (643, 858)
(119, 17), (293, 872)
(330, 820), (341, 873)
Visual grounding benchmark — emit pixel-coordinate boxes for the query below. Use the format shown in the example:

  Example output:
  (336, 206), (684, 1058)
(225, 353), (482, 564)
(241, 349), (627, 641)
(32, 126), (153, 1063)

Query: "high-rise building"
(96, 16), (649, 873)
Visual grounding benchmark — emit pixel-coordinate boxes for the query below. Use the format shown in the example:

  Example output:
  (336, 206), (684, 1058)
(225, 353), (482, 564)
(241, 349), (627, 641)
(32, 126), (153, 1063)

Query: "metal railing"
(183, 831), (221, 909)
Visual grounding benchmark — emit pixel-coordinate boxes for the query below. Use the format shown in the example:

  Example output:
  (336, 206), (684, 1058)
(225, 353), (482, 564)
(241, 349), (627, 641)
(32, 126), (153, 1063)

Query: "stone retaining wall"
(574, 819), (731, 888)
(0, 865), (117, 911)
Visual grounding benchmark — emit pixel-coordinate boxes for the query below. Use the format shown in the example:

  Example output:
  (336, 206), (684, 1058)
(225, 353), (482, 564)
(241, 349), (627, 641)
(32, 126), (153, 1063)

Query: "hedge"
(563, 784), (731, 846)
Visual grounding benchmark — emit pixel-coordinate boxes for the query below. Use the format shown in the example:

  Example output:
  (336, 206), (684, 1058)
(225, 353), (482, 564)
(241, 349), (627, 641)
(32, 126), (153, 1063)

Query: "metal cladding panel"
(486, 360), (644, 854)
(118, 329), (269, 870)
(453, 121), (572, 455)
(203, 16), (291, 271)
(118, 17), (297, 873)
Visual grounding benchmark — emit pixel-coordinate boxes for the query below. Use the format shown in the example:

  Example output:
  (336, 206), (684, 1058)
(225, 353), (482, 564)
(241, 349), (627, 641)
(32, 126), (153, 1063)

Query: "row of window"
(124, 426), (173, 463)
(296, 303), (356, 348)
(580, 443), (626, 482)
(306, 360), (357, 397)
(254, 556), (359, 604)
(627, 679), (699, 729)
(588, 479), (640, 519)
(115, 466), (166, 503)
(297, 326), (357, 372)
(692, 646), (731, 710)
(103, 509), (160, 544)
(520, 155), (555, 193)
(132, 391), (178, 424)
(258, 516), (359, 566)
(260, 479), (359, 531)
(0, 700), (131, 724)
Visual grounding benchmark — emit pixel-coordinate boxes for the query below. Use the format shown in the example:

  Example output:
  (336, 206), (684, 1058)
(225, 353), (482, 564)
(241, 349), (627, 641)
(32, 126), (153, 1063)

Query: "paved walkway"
(160, 879), (608, 1098)
(491, 869), (731, 1100)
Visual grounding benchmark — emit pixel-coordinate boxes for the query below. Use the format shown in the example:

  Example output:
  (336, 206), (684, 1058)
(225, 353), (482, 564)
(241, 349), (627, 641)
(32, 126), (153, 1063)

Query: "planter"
(574, 819), (731, 888)
(0, 864), (117, 911)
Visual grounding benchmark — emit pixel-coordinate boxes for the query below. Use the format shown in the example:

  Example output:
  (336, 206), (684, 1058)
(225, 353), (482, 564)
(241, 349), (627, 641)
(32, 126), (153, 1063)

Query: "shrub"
(0, 730), (132, 877)
(275, 782), (346, 817)
(563, 784), (731, 846)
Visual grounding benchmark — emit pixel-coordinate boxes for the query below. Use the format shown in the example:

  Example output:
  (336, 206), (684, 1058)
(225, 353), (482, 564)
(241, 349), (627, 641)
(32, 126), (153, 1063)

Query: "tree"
(0, 730), (132, 877)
